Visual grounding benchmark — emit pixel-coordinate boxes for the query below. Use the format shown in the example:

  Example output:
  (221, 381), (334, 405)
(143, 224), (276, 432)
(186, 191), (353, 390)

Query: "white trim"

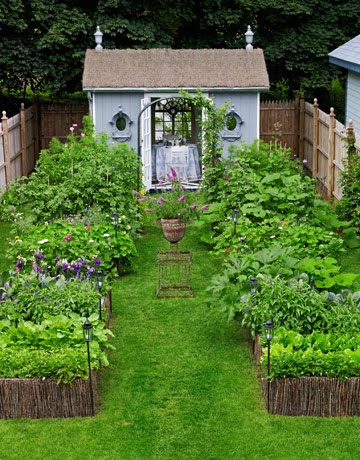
(83, 86), (269, 93)
(256, 92), (260, 139)
(92, 92), (96, 124)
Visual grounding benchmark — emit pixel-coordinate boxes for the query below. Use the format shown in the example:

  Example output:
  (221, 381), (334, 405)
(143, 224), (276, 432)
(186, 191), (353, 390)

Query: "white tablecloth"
(152, 145), (200, 181)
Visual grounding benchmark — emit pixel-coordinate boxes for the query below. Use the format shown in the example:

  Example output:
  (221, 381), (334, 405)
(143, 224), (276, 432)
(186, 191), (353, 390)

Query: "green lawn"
(0, 223), (360, 459)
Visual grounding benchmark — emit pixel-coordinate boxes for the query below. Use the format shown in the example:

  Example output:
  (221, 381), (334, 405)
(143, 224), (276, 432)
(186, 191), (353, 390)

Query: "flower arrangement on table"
(134, 168), (209, 223)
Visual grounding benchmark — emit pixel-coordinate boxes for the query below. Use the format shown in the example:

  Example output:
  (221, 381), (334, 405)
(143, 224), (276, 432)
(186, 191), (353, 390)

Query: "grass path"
(0, 224), (360, 459)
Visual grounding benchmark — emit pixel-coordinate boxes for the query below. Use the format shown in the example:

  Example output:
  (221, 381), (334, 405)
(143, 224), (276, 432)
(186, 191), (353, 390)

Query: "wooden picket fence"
(0, 104), (39, 190)
(1, 97), (359, 199)
(0, 101), (88, 190)
(260, 96), (360, 201)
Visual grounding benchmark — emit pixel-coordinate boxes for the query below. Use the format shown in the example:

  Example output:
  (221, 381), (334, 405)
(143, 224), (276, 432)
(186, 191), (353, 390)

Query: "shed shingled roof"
(329, 34), (360, 73)
(82, 48), (269, 89)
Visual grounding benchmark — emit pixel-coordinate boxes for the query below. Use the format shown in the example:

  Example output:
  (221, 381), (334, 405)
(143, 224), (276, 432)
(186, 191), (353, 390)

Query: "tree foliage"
(1, 0), (360, 97)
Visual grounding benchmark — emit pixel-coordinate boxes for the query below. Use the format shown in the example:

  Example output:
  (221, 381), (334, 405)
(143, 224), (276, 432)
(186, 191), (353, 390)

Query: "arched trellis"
(136, 95), (194, 160)
(136, 95), (196, 190)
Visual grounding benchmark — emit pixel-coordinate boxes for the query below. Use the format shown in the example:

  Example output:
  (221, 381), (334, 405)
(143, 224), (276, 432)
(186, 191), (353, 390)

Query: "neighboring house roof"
(329, 34), (360, 73)
(82, 48), (269, 90)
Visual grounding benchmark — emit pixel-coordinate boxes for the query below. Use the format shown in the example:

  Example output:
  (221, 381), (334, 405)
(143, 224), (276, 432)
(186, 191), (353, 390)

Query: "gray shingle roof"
(82, 48), (269, 90)
(329, 34), (360, 73)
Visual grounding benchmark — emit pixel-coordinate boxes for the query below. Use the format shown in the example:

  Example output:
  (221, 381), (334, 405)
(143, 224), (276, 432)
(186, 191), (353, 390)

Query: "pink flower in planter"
(64, 236), (72, 241)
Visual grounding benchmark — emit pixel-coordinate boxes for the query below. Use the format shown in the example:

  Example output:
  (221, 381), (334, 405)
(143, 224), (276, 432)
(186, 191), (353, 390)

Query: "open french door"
(140, 97), (152, 191)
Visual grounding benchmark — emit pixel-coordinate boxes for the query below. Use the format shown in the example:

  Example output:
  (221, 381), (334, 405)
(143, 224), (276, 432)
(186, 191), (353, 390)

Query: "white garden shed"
(82, 27), (269, 190)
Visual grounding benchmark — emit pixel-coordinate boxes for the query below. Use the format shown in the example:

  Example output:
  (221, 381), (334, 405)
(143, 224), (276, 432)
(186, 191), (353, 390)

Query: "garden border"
(253, 335), (360, 417)
(0, 372), (98, 419)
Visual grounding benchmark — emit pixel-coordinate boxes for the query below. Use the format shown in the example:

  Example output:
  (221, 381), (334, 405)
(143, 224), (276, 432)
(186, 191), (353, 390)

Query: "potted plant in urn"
(134, 168), (209, 243)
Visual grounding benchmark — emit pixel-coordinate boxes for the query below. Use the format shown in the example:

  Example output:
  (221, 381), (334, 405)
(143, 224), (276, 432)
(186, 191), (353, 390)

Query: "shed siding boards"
(91, 91), (259, 154)
(346, 71), (360, 132)
(92, 92), (142, 151)
(213, 92), (259, 148)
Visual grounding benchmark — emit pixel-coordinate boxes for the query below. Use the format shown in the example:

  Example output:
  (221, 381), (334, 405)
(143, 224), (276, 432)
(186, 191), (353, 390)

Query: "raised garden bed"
(0, 373), (98, 419)
(253, 335), (360, 417)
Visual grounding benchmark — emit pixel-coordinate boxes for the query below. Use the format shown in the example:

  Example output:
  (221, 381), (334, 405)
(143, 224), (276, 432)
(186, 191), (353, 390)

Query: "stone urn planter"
(160, 218), (186, 243)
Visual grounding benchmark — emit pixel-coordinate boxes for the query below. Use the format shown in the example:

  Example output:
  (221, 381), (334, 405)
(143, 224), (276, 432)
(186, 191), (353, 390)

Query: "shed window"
(153, 98), (195, 144)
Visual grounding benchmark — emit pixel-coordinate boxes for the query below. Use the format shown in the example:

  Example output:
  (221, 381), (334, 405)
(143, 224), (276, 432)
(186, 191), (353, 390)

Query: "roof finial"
(245, 25), (254, 51)
(94, 26), (103, 52)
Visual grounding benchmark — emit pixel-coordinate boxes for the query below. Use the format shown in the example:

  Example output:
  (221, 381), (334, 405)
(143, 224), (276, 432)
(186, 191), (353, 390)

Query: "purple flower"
(64, 236), (72, 242)
(16, 260), (22, 270)
(150, 197), (158, 202)
(190, 204), (197, 210)
(159, 196), (166, 202)
(178, 195), (186, 202)
(201, 205), (210, 211)
(62, 262), (69, 273)
(93, 257), (102, 266)
(87, 267), (95, 276)
(34, 250), (45, 260)
(144, 208), (154, 213)
(133, 190), (142, 197)
(137, 196), (147, 203)
(170, 167), (177, 178)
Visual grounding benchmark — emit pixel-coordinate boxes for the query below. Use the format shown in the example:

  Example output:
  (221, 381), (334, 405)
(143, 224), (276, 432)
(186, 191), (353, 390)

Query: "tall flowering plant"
(135, 168), (209, 223)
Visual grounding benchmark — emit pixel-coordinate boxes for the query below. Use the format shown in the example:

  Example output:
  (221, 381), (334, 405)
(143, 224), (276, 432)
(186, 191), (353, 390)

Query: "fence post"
(312, 99), (319, 178)
(1, 111), (11, 185)
(298, 93), (305, 162)
(327, 108), (335, 200)
(346, 119), (355, 142)
(32, 101), (41, 160)
(20, 103), (27, 176)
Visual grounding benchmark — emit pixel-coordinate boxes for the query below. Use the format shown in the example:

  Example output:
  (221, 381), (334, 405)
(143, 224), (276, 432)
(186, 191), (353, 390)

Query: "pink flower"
(137, 196), (146, 203)
(213, 158), (220, 163)
(69, 127), (74, 132)
(190, 204), (197, 210)
(144, 208), (154, 213)
(159, 196), (166, 202)
(170, 167), (177, 178)
(64, 236), (72, 241)
(80, 132), (85, 137)
(132, 190), (142, 197)
(201, 205), (210, 211)
(302, 159), (308, 164)
(178, 195), (186, 202)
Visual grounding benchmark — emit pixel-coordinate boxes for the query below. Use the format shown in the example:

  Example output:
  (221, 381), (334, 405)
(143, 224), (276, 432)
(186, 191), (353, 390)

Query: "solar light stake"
(96, 270), (104, 320)
(264, 320), (275, 412)
(82, 319), (94, 416)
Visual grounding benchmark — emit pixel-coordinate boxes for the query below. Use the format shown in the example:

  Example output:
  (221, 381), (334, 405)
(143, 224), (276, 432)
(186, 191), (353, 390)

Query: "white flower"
(38, 239), (49, 244)
(278, 226), (283, 230)
(89, 239), (95, 243)
(103, 233), (110, 237)
(270, 235), (276, 239)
